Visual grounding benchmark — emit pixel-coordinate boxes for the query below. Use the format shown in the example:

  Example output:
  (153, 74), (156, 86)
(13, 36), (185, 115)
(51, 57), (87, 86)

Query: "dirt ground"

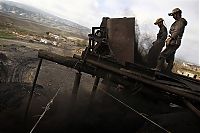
(0, 38), (199, 133)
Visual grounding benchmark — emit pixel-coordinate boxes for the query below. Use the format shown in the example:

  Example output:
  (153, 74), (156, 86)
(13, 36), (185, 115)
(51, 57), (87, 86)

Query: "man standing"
(155, 8), (187, 72)
(147, 18), (167, 68)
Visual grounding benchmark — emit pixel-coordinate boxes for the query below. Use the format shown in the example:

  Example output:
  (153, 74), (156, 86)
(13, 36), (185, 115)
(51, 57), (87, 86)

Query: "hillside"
(0, 12), (85, 38)
(0, 0), (90, 38)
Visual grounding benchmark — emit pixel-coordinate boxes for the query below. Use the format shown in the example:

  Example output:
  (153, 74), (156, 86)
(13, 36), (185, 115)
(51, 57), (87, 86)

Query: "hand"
(165, 37), (172, 46)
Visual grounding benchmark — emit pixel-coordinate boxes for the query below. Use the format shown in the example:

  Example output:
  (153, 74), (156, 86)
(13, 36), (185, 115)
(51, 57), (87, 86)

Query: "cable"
(30, 88), (61, 133)
(100, 88), (171, 133)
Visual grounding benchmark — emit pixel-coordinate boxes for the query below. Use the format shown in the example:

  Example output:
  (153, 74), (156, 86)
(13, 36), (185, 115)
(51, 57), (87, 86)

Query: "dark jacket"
(155, 25), (168, 47)
(169, 18), (187, 45)
(147, 25), (167, 68)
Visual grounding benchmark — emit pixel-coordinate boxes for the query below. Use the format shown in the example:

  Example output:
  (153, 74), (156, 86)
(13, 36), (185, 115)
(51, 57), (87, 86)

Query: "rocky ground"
(0, 38), (199, 133)
(0, 38), (92, 132)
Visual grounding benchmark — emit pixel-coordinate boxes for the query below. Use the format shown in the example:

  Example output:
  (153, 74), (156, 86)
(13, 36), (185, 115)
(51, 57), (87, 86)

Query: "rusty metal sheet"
(107, 17), (135, 65)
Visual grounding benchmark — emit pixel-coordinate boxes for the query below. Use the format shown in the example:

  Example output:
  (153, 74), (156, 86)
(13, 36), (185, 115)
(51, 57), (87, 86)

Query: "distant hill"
(0, 0), (90, 38)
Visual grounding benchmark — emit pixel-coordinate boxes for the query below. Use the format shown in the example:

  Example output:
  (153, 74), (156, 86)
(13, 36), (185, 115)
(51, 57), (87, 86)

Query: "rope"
(100, 88), (171, 133)
(30, 88), (61, 133)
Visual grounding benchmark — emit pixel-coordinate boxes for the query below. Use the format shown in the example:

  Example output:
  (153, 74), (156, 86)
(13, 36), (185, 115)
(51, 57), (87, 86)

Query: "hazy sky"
(5, 0), (200, 65)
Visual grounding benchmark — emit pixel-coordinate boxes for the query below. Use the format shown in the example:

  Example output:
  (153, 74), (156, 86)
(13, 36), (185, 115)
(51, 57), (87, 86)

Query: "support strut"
(71, 72), (82, 100)
(90, 77), (100, 99)
(24, 58), (43, 121)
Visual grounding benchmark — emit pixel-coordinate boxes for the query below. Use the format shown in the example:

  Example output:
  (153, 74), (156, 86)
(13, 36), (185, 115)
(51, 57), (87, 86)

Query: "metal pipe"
(38, 50), (78, 68)
(183, 99), (200, 118)
(24, 58), (43, 121)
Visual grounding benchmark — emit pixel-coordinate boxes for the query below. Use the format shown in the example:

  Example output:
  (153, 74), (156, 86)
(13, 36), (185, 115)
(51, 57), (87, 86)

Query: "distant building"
(177, 70), (195, 78)
(40, 38), (49, 44)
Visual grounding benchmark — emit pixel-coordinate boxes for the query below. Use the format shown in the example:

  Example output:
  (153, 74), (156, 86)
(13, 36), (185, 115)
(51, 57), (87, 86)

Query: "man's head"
(154, 18), (164, 28)
(168, 8), (182, 20)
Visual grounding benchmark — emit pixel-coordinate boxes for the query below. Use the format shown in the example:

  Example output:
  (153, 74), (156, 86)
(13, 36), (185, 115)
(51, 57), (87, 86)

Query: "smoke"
(134, 19), (155, 64)
(138, 33), (154, 56)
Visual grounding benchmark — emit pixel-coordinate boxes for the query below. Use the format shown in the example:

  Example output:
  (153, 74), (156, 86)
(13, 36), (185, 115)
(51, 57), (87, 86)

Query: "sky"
(5, 0), (200, 65)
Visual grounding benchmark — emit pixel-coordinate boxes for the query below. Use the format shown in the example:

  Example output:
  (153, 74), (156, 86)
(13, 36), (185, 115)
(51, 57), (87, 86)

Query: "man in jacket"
(147, 18), (167, 68)
(155, 8), (187, 72)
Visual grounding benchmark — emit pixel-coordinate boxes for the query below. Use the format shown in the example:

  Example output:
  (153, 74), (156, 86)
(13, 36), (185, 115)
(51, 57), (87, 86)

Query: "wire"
(100, 88), (171, 133)
(30, 88), (61, 133)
